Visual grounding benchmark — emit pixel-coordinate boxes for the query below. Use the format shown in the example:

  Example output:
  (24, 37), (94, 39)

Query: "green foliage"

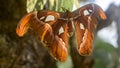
(59, 0), (74, 11)
(93, 37), (119, 68)
(27, 0), (76, 12)
(27, 0), (37, 12)
(78, 0), (88, 2)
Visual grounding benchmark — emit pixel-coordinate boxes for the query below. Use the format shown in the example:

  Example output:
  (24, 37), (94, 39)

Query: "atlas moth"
(16, 3), (106, 62)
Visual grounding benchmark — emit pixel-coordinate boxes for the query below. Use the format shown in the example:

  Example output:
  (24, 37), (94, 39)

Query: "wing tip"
(92, 3), (107, 20)
(16, 11), (37, 37)
(99, 9), (107, 20)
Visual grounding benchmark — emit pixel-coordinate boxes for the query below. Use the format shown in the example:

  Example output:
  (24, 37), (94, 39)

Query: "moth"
(16, 3), (106, 62)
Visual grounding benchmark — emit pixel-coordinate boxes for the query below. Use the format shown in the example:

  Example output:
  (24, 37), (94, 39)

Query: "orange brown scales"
(16, 12), (37, 37)
(16, 3), (106, 62)
(73, 3), (106, 55)
(16, 10), (68, 62)
(37, 10), (60, 25)
(47, 35), (68, 61)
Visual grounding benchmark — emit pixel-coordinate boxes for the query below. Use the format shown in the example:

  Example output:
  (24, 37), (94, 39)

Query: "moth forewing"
(73, 3), (106, 56)
(78, 29), (93, 55)
(47, 35), (68, 62)
(37, 11), (69, 62)
(59, 23), (69, 48)
(37, 10), (60, 25)
(16, 12), (37, 37)
(74, 21), (85, 49)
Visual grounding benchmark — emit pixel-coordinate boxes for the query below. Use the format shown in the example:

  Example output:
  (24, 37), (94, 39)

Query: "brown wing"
(16, 10), (69, 62)
(73, 3), (106, 56)
(16, 12), (37, 37)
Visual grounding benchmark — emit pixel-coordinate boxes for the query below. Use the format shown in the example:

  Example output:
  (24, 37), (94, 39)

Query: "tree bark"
(0, 0), (57, 68)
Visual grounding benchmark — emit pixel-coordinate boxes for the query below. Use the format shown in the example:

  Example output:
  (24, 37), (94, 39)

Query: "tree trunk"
(0, 0), (57, 68)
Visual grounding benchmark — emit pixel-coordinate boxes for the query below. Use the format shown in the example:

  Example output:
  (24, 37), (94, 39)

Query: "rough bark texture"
(0, 0), (57, 68)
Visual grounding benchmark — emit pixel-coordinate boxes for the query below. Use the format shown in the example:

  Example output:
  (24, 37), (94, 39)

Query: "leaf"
(27, 0), (47, 12)
(58, 0), (74, 11)
(27, 0), (75, 12)
(27, 0), (37, 12)
(34, 0), (47, 10)
(74, 0), (80, 9)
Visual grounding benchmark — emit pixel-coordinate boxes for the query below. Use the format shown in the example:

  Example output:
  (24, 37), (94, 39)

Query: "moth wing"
(16, 12), (37, 37)
(47, 18), (69, 62)
(73, 3), (106, 56)
(16, 10), (68, 62)
(40, 12), (69, 62)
